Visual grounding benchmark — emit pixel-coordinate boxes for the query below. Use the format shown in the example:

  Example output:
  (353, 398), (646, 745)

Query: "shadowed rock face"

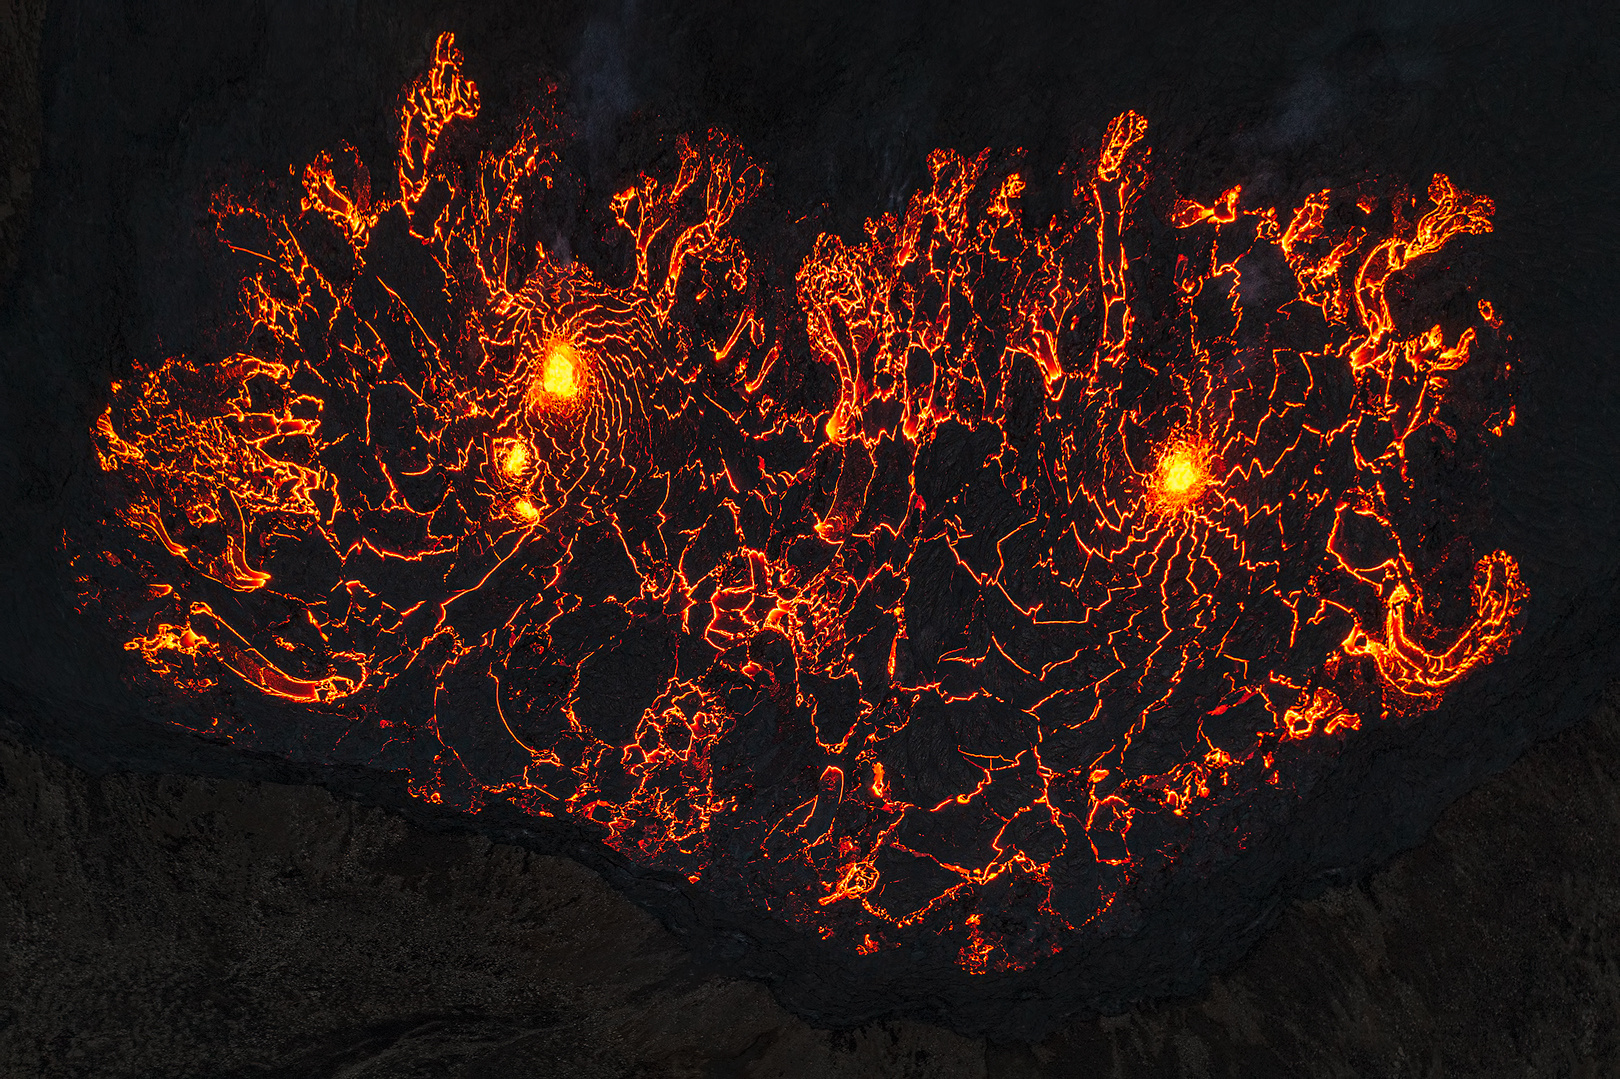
(2, 0), (1619, 1062)
(3, 695), (1618, 1077)
(0, 1), (44, 288)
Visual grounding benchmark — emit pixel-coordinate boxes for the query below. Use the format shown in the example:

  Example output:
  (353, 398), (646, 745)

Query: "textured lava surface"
(3, 0), (1618, 1037)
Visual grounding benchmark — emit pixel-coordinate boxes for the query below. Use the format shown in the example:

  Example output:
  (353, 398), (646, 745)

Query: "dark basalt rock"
(3, 693), (1619, 1075)
(1, 0), (1618, 1049)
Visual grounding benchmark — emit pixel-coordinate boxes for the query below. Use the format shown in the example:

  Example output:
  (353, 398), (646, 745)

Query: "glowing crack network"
(75, 34), (1527, 975)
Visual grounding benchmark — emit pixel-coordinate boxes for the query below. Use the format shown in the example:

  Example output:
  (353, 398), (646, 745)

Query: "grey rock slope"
(2, 692), (1618, 1077)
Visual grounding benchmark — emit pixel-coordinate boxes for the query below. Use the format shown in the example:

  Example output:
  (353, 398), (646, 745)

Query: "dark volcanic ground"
(3, 0), (1620, 1074)
(4, 689), (1619, 1077)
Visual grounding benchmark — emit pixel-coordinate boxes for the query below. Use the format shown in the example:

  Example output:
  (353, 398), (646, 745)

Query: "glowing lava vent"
(77, 34), (1527, 978)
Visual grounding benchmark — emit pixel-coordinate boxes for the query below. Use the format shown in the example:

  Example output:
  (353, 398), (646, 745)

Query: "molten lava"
(539, 341), (582, 400)
(498, 438), (531, 479)
(1154, 444), (1211, 506)
(75, 33), (1527, 979)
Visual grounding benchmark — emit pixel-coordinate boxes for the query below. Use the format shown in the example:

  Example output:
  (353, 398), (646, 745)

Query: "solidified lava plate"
(73, 34), (1528, 1019)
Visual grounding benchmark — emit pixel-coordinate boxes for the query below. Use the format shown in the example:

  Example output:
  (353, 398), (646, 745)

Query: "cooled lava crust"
(73, 34), (1528, 1029)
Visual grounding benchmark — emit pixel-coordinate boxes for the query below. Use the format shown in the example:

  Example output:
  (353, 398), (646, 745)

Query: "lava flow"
(75, 33), (1527, 977)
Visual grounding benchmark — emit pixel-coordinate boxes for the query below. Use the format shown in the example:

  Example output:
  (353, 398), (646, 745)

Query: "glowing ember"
(539, 341), (582, 400)
(498, 438), (530, 478)
(1155, 445), (1210, 504)
(74, 33), (1528, 980)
